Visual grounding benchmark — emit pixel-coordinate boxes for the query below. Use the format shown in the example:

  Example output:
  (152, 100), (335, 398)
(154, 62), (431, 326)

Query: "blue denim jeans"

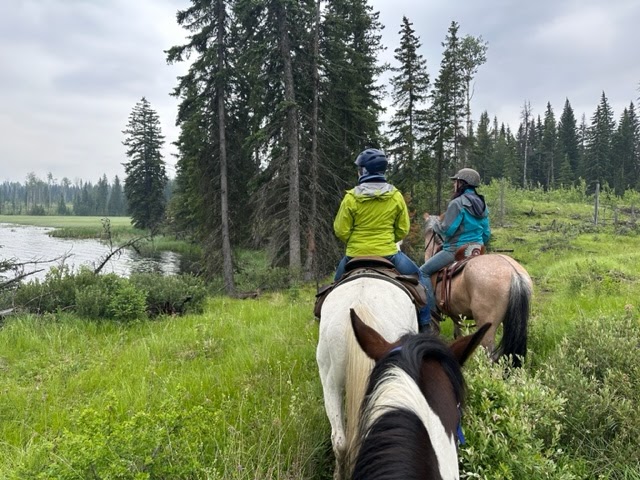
(333, 251), (432, 327)
(419, 250), (456, 314)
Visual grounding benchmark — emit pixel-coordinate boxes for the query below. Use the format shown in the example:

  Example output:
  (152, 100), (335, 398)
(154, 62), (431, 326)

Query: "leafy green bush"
(12, 268), (205, 321)
(460, 354), (579, 479)
(129, 273), (207, 316)
(107, 280), (147, 321)
(13, 266), (99, 314)
(539, 313), (640, 478)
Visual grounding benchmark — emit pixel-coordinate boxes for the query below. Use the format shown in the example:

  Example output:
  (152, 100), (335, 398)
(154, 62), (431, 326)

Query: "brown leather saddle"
(434, 243), (485, 315)
(314, 256), (428, 320)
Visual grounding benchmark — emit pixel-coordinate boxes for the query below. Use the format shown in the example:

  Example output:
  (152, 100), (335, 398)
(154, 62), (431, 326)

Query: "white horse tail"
(344, 302), (376, 470)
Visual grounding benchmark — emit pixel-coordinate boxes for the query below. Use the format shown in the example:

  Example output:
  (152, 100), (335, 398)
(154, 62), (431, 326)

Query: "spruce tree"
(426, 21), (466, 210)
(122, 97), (167, 231)
(585, 92), (615, 190)
(387, 16), (429, 194)
(518, 101), (533, 187)
(541, 102), (558, 188)
(471, 111), (492, 180)
(557, 99), (580, 184)
(95, 174), (109, 216)
(107, 175), (125, 216)
(612, 103), (639, 192)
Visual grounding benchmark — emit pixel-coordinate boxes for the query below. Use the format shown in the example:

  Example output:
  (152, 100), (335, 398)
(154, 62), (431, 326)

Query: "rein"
(423, 230), (441, 254)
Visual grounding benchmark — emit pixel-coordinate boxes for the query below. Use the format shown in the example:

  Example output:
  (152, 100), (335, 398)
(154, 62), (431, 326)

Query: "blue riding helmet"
(355, 148), (388, 174)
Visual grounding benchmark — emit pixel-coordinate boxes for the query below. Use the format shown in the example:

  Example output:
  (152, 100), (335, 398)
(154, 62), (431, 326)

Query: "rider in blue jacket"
(420, 168), (490, 319)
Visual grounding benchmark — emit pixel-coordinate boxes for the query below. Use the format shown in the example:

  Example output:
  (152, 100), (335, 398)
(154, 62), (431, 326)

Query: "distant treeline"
(0, 173), (174, 217)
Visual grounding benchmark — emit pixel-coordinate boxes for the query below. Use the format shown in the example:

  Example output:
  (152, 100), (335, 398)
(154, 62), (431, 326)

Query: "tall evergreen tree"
(107, 175), (125, 216)
(557, 98), (580, 184)
(471, 111), (492, 180)
(585, 92), (615, 190)
(529, 115), (545, 187)
(95, 174), (109, 216)
(612, 102), (640, 192)
(426, 21), (466, 210)
(309, 0), (385, 272)
(517, 101), (532, 187)
(540, 102), (558, 188)
(387, 16), (429, 194)
(122, 97), (168, 230)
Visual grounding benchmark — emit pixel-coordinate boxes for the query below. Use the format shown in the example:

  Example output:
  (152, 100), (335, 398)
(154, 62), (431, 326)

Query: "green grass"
(1, 185), (640, 478)
(0, 292), (329, 479)
(0, 215), (132, 229)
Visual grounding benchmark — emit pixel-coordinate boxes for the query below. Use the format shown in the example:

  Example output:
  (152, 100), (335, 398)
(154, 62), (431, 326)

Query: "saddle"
(314, 256), (428, 320)
(434, 243), (485, 315)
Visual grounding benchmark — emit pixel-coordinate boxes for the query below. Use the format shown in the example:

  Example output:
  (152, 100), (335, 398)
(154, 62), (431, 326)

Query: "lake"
(0, 223), (184, 281)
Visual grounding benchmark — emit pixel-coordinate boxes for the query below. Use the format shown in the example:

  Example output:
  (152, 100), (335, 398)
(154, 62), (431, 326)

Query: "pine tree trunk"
(277, 1), (301, 275)
(217, 0), (235, 295)
(303, 0), (321, 282)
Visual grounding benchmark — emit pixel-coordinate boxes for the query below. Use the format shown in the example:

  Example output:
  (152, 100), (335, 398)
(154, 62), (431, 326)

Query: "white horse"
(316, 276), (417, 479)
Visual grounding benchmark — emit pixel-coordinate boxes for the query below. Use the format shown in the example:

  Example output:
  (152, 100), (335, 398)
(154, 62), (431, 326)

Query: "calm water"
(0, 223), (184, 281)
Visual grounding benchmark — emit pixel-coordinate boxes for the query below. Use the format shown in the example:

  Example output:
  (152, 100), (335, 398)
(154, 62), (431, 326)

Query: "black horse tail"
(496, 272), (531, 368)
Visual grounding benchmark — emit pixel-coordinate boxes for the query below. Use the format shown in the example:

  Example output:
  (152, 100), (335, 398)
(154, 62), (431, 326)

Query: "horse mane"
(352, 333), (466, 479)
(344, 303), (377, 469)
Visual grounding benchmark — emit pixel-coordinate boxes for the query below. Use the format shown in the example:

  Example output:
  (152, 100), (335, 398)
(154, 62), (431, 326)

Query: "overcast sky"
(1, 0), (639, 184)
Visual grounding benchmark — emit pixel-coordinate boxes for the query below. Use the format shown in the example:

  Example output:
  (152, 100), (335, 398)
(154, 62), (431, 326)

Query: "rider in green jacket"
(333, 148), (432, 330)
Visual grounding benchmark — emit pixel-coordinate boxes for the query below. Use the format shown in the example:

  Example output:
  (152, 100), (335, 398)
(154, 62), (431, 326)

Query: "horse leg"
(317, 352), (347, 479)
(324, 377), (347, 479)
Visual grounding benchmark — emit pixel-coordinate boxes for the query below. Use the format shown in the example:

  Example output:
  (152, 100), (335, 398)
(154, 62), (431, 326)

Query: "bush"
(13, 266), (99, 314)
(128, 273), (208, 317)
(12, 268), (205, 321)
(107, 280), (147, 321)
(460, 355), (579, 479)
(539, 313), (640, 477)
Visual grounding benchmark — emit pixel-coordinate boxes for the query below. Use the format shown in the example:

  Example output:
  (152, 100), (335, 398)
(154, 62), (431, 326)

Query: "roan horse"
(317, 275), (417, 479)
(423, 214), (532, 366)
(350, 309), (490, 480)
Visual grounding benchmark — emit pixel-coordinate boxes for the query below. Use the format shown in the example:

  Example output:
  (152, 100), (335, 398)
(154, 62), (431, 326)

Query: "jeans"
(333, 251), (432, 328)
(419, 250), (456, 315)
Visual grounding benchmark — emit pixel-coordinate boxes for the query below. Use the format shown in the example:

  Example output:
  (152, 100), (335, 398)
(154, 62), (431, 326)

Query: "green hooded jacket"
(333, 182), (409, 257)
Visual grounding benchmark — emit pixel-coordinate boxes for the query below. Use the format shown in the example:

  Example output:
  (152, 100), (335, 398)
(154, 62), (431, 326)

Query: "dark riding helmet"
(354, 148), (388, 174)
(450, 168), (481, 187)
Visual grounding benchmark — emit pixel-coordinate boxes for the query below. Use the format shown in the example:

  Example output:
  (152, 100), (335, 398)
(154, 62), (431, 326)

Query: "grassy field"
(0, 215), (132, 229)
(1, 185), (639, 478)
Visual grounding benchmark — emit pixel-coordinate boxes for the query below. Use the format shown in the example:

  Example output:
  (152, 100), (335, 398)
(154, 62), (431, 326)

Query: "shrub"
(13, 268), (204, 321)
(539, 313), (640, 477)
(129, 273), (208, 317)
(460, 354), (579, 479)
(107, 280), (147, 321)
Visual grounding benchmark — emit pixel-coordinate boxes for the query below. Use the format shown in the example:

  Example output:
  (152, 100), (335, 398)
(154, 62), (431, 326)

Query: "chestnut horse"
(424, 215), (532, 367)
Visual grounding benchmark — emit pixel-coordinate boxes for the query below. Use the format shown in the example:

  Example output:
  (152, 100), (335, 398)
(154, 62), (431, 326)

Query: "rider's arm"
(434, 199), (463, 240)
(333, 194), (354, 244)
(482, 217), (491, 244)
(393, 191), (410, 242)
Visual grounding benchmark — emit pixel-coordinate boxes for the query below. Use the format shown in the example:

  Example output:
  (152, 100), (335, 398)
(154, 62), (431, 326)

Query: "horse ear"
(449, 323), (491, 366)
(350, 309), (392, 361)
